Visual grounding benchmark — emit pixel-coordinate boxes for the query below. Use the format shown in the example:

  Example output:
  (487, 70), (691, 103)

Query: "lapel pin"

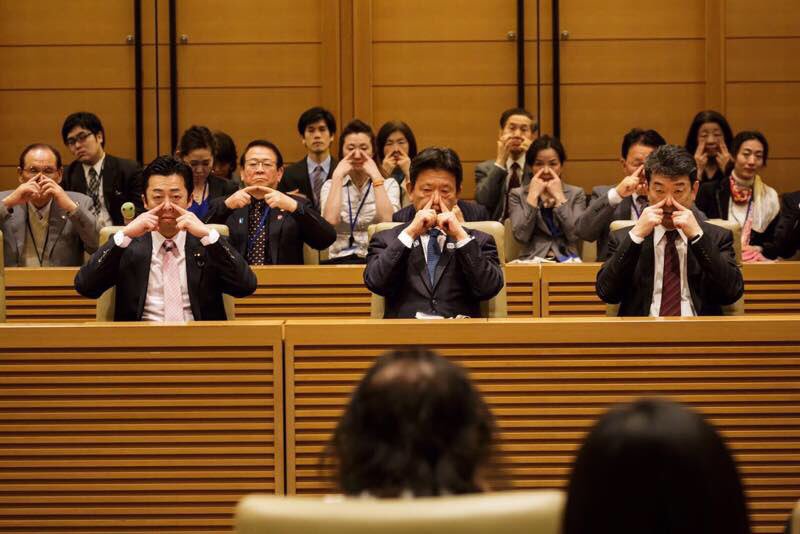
(277, 214), (283, 220)
(238, 217), (244, 224)
(413, 241), (420, 247)
(446, 242), (455, 250)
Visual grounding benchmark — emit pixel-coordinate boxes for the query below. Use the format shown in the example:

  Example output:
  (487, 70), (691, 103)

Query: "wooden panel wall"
(556, 0), (706, 193)
(283, 317), (800, 534)
(725, 0), (800, 194)
(174, 0), (339, 168)
(0, 321), (284, 533)
(0, 1), (138, 191)
(360, 0), (553, 200)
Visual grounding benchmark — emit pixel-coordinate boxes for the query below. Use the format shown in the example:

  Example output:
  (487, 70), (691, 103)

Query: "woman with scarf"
(695, 131), (780, 262)
(508, 135), (586, 262)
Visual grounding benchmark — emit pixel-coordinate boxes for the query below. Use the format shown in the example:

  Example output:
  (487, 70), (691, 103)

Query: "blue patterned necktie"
(426, 228), (442, 284)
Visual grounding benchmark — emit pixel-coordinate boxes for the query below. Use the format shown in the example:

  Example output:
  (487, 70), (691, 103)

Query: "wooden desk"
(0, 321), (284, 533)
(283, 317), (800, 534)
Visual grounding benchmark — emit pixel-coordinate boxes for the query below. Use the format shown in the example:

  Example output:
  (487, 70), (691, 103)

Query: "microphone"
(121, 202), (136, 224)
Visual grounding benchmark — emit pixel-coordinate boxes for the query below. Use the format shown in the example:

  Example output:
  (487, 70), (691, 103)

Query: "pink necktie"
(161, 239), (184, 322)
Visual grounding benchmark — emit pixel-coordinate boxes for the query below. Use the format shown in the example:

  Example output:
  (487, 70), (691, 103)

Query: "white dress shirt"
(320, 176), (401, 259)
(397, 229), (473, 257)
(629, 225), (699, 317)
(83, 155), (113, 230)
(113, 229), (220, 322)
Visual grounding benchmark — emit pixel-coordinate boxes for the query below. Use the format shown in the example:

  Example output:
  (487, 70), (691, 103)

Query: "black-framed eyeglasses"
(65, 131), (94, 147)
(22, 167), (59, 179)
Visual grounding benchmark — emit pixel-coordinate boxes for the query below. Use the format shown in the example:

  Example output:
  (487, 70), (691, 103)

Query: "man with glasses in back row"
(0, 143), (97, 266)
(61, 112), (143, 229)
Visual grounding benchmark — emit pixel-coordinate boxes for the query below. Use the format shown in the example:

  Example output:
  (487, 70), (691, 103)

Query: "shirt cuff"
(113, 230), (132, 248)
(456, 235), (474, 248)
(607, 187), (623, 206)
(201, 228), (220, 246)
(689, 230), (704, 244)
(398, 230), (415, 248)
(628, 229), (645, 244)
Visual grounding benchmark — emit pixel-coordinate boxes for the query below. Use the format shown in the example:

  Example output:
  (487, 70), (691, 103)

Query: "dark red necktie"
(504, 162), (521, 219)
(659, 230), (682, 316)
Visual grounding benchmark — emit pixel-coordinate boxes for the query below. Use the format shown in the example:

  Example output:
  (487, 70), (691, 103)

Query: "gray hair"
(644, 144), (697, 184)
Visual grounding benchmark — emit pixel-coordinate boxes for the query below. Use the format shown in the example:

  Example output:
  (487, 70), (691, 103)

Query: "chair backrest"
(303, 244), (320, 265)
(791, 498), (800, 534)
(235, 490), (565, 534)
(96, 225), (235, 321)
(367, 221), (507, 318)
(605, 219), (744, 316)
(0, 230), (5, 322)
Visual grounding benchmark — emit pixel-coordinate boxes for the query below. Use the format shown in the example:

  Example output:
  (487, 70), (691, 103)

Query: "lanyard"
(25, 208), (50, 266)
(192, 180), (209, 206)
(346, 181), (372, 247)
(631, 196), (646, 219)
(730, 198), (753, 228)
(246, 204), (271, 254)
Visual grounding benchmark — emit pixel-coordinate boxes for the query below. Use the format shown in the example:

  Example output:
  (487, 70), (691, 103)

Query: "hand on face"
(172, 201), (210, 238)
(5, 179), (43, 208)
(616, 165), (645, 198)
(407, 194), (437, 239)
(694, 138), (708, 175)
(526, 167), (548, 207)
(435, 195), (468, 241)
(395, 151), (411, 177)
(123, 202), (163, 238)
(38, 177), (77, 212)
(669, 197), (701, 239)
(543, 168), (566, 203)
(715, 139), (732, 171)
(631, 197), (665, 239)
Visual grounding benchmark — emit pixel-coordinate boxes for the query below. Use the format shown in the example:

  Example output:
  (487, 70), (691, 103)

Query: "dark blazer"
(279, 156), (338, 211)
(768, 191), (800, 259)
(474, 159), (533, 221)
(694, 178), (778, 250)
(207, 196), (336, 264)
(391, 200), (490, 223)
(0, 191), (98, 266)
(62, 154), (143, 225)
(74, 232), (257, 321)
(577, 186), (708, 261)
(596, 222), (744, 316)
(364, 222), (504, 319)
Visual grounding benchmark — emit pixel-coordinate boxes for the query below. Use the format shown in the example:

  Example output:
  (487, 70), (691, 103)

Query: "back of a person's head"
(331, 347), (494, 498)
(562, 398), (750, 534)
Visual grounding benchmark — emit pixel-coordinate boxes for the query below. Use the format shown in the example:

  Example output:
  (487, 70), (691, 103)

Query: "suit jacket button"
(431, 299), (437, 306)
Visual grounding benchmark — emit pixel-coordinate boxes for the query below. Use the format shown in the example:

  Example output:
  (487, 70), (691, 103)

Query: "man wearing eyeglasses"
(205, 139), (336, 264)
(0, 143), (97, 266)
(61, 111), (143, 229)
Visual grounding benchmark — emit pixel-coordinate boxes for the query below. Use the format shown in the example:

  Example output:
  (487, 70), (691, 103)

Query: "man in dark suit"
(576, 128), (667, 260)
(278, 107), (338, 210)
(60, 112), (143, 228)
(1, 143), (97, 266)
(474, 108), (537, 221)
(365, 147), (504, 318)
(75, 156), (256, 321)
(206, 139), (336, 264)
(767, 191), (800, 259)
(596, 144), (743, 316)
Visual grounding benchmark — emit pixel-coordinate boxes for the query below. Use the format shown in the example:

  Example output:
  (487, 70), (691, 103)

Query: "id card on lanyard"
(340, 181), (372, 255)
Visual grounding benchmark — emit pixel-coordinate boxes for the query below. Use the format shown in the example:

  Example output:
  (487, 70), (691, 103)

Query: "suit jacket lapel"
(641, 234), (656, 314)
(43, 203), (68, 261)
(411, 237), (433, 294)
(135, 234), (154, 318)
(432, 237), (456, 290)
(12, 206), (26, 261)
(619, 196), (634, 220)
(184, 235), (204, 320)
(101, 156), (117, 211)
(268, 208), (283, 264)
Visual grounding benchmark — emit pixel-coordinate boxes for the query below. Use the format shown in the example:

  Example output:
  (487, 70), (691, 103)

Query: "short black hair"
(499, 107), (538, 131)
(239, 139), (284, 169)
(644, 144), (697, 184)
(142, 155), (194, 197)
(731, 130), (769, 167)
(61, 112), (105, 148)
(563, 398), (750, 534)
(178, 125), (216, 156)
(18, 143), (63, 170)
(376, 120), (418, 162)
(526, 134), (567, 166)
(297, 106), (337, 136)
(331, 347), (495, 498)
(621, 128), (667, 159)
(684, 110), (734, 156)
(337, 119), (378, 161)
(212, 131), (238, 171)
(409, 146), (463, 192)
